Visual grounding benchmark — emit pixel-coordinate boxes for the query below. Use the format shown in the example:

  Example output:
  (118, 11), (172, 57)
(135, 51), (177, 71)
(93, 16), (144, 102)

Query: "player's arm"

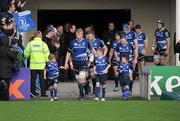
(69, 55), (74, 69)
(109, 48), (114, 62)
(93, 66), (97, 74)
(165, 37), (171, 55)
(91, 48), (97, 57)
(152, 39), (156, 51)
(64, 49), (71, 69)
(114, 50), (120, 62)
(105, 63), (111, 72)
(114, 45), (120, 62)
(103, 58), (111, 74)
(152, 31), (157, 51)
(64, 41), (73, 69)
(133, 39), (138, 61)
(100, 39), (108, 56)
(103, 45), (108, 56)
(143, 38), (148, 55)
(133, 32), (138, 56)
(165, 31), (171, 55)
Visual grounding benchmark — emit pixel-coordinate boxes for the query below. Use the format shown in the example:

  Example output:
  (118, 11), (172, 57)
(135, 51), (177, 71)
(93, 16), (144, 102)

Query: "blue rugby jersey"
(68, 38), (91, 62)
(118, 62), (132, 77)
(122, 31), (136, 48)
(115, 42), (132, 61)
(136, 32), (147, 53)
(46, 61), (59, 79)
(89, 38), (105, 50)
(94, 56), (110, 74)
(155, 28), (170, 50)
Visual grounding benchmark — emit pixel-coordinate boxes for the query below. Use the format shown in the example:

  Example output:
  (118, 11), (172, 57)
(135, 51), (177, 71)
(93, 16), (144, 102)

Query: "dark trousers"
(0, 79), (10, 101)
(31, 70), (46, 96)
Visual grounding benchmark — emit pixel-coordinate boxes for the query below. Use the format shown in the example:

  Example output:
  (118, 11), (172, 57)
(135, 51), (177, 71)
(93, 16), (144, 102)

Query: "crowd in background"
(0, 0), (27, 100)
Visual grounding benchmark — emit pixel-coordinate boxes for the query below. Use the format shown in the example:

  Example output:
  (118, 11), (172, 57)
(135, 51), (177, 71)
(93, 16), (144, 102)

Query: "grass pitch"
(0, 100), (179, 121)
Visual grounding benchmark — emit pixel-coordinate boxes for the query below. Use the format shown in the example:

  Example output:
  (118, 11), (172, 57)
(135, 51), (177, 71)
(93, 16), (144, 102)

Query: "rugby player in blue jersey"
(94, 48), (111, 101)
(115, 35), (138, 95)
(87, 31), (108, 94)
(64, 28), (92, 100)
(109, 31), (121, 92)
(135, 24), (148, 77)
(152, 19), (170, 66)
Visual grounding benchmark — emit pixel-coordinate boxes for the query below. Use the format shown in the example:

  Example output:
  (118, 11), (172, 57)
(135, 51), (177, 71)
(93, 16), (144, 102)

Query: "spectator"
(102, 22), (116, 49)
(84, 24), (94, 39)
(16, 0), (27, 12)
(8, 0), (27, 12)
(56, 25), (66, 82)
(64, 24), (76, 80)
(8, 0), (16, 4)
(128, 20), (135, 31)
(64, 22), (71, 33)
(57, 25), (66, 64)
(6, 3), (16, 19)
(65, 24), (76, 47)
(102, 22), (116, 80)
(0, 16), (16, 101)
(10, 37), (25, 68)
(43, 25), (60, 54)
(24, 31), (50, 97)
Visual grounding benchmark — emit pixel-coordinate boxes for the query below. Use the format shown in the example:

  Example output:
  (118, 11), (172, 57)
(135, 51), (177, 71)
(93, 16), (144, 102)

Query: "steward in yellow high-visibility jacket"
(24, 36), (50, 70)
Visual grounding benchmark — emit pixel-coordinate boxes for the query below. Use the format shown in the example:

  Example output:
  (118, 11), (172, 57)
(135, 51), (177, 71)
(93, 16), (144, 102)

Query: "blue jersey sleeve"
(99, 39), (105, 48)
(144, 33), (148, 40)
(164, 29), (170, 39)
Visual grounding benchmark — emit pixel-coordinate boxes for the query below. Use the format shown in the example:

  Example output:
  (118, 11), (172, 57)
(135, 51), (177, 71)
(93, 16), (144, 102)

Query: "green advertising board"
(151, 66), (180, 96)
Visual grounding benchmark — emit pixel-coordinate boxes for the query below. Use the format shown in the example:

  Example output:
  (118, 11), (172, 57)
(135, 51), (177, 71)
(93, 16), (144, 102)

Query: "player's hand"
(152, 46), (155, 51)
(64, 63), (69, 70)
(118, 70), (122, 73)
(59, 66), (64, 69)
(55, 43), (60, 49)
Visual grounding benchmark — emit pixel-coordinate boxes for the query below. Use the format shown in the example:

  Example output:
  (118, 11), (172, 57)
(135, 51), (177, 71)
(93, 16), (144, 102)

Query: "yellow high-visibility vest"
(24, 37), (50, 70)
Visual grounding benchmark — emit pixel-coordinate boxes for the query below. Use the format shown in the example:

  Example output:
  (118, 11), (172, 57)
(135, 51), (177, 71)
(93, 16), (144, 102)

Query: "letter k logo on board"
(9, 80), (25, 99)
(151, 76), (163, 95)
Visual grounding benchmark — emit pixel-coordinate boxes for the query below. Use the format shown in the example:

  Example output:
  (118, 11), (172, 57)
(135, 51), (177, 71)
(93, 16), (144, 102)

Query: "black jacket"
(43, 36), (57, 54)
(0, 33), (16, 80)
(64, 32), (76, 49)
(102, 30), (116, 46)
